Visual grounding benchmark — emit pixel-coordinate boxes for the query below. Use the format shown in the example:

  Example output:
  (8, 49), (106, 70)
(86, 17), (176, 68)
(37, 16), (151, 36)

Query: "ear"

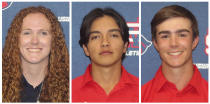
(153, 39), (159, 52)
(192, 36), (199, 50)
(123, 42), (128, 53)
(83, 45), (90, 56)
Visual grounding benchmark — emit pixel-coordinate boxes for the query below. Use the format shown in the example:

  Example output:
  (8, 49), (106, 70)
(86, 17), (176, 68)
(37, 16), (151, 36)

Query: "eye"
(111, 34), (119, 38)
(23, 32), (30, 35)
(41, 31), (48, 35)
(179, 33), (187, 37)
(109, 30), (121, 38)
(160, 35), (169, 38)
(90, 35), (100, 40)
(22, 30), (31, 35)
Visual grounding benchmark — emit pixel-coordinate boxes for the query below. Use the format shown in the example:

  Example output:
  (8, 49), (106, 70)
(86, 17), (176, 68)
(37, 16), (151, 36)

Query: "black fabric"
(21, 76), (42, 102)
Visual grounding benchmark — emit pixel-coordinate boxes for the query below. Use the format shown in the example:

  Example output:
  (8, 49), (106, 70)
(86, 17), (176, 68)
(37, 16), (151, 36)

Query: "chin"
(166, 62), (186, 68)
(96, 60), (120, 67)
(26, 59), (43, 64)
(25, 57), (49, 64)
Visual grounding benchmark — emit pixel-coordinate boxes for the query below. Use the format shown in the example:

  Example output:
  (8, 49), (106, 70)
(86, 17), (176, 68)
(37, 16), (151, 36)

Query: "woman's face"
(19, 13), (52, 64)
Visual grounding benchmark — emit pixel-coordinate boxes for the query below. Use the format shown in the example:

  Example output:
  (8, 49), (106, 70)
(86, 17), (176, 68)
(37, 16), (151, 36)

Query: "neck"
(162, 60), (194, 91)
(91, 61), (122, 95)
(22, 58), (48, 88)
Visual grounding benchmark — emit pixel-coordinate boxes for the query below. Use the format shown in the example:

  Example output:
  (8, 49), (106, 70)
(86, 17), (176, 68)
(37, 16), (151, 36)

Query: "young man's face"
(153, 17), (199, 68)
(83, 15), (128, 67)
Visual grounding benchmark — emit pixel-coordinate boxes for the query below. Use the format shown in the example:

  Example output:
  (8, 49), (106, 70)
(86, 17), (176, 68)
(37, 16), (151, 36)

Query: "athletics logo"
(126, 17), (139, 56)
(141, 34), (152, 55)
(126, 17), (152, 56)
(2, 2), (13, 11)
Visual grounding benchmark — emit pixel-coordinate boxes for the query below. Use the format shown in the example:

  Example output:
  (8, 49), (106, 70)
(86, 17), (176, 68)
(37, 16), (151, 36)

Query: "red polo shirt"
(72, 64), (139, 102)
(142, 65), (208, 102)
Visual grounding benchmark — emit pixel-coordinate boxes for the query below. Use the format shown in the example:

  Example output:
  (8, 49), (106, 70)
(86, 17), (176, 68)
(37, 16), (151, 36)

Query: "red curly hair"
(3, 6), (69, 102)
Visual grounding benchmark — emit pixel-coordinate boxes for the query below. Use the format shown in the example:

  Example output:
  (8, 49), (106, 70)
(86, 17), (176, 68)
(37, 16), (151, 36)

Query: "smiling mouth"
(168, 51), (183, 56)
(27, 48), (42, 52)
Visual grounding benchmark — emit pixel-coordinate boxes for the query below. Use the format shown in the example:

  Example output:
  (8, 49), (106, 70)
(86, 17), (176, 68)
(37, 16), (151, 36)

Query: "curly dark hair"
(2, 6), (69, 102)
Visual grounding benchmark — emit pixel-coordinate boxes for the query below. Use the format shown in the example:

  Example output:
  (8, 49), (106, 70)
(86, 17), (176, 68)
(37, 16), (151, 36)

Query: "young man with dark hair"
(142, 5), (208, 102)
(72, 8), (139, 102)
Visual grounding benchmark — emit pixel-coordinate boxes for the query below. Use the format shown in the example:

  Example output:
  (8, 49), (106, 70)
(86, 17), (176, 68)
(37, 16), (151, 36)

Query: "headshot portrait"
(2, 2), (69, 102)
(71, 2), (139, 102)
(141, 2), (208, 102)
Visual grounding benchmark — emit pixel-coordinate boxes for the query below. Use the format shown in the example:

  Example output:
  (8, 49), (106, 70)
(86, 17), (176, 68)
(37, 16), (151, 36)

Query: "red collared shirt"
(142, 65), (208, 102)
(72, 64), (139, 102)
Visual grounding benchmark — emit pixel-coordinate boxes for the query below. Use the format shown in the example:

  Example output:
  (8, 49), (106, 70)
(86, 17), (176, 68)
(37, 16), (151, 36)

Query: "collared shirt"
(72, 64), (139, 102)
(142, 65), (208, 102)
(21, 76), (43, 102)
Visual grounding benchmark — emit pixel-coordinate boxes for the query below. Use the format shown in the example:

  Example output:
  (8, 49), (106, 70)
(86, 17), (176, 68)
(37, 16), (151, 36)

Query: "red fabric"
(142, 65), (208, 102)
(72, 64), (139, 102)
(2, 2), (8, 8)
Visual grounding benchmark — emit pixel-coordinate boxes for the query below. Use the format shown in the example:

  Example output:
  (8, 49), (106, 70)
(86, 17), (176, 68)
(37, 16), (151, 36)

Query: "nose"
(101, 36), (110, 47)
(31, 34), (39, 45)
(169, 35), (178, 48)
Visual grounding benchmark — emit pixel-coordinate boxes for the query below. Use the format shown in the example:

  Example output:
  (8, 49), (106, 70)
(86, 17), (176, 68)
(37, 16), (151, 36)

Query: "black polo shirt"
(21, 76), (43, 102)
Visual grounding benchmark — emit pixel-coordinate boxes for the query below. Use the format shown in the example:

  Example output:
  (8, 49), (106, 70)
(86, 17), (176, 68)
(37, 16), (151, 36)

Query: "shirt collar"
(22, 75), (43, 89)
(154, 65), (203, 94)
(81, 64), (137, 88)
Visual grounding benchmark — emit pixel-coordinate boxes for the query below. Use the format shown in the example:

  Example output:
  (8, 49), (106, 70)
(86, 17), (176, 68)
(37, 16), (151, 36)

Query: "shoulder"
(122, 70), (139, 89)
(121, 65), (139, 84)
(200, 77), (208, 90)
(141, 79), (154, 102)
(72, 75), (84, 102)
(194, 65), (208, 91)
(72, 75), (83, 82)
(72, 75), (84, 91)
(127, 72), (139, 83)
(142, 79), (153, 94)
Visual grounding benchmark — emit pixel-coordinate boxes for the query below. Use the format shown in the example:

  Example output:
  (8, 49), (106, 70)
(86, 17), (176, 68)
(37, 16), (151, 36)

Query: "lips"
(168, 51), (183, 56)
(99, 51), (113, 55)
(27, 48), (42, 52)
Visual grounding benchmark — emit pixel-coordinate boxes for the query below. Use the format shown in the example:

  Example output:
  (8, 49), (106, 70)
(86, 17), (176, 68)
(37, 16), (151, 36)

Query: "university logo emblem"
(126, 17), (139, 56)
(141, 34), (152, 55)
(2, 2), (13, 10)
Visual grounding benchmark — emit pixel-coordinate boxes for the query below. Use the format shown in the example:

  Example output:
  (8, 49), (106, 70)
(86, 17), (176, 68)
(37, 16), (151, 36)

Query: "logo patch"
(2, 2), (13, 11)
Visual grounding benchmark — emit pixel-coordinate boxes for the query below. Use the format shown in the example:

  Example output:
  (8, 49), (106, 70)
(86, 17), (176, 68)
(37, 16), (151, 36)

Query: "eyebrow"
(108, 29), (121, 33)
(175, 29), (190, 34)
(89, 31), (100, 35)
(22, 28), (50, 32)
(158, 29), (190, 35)
(89, 29), (120, 35)
(158, 31), (170, 35)
(22, 29), (32, 31)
